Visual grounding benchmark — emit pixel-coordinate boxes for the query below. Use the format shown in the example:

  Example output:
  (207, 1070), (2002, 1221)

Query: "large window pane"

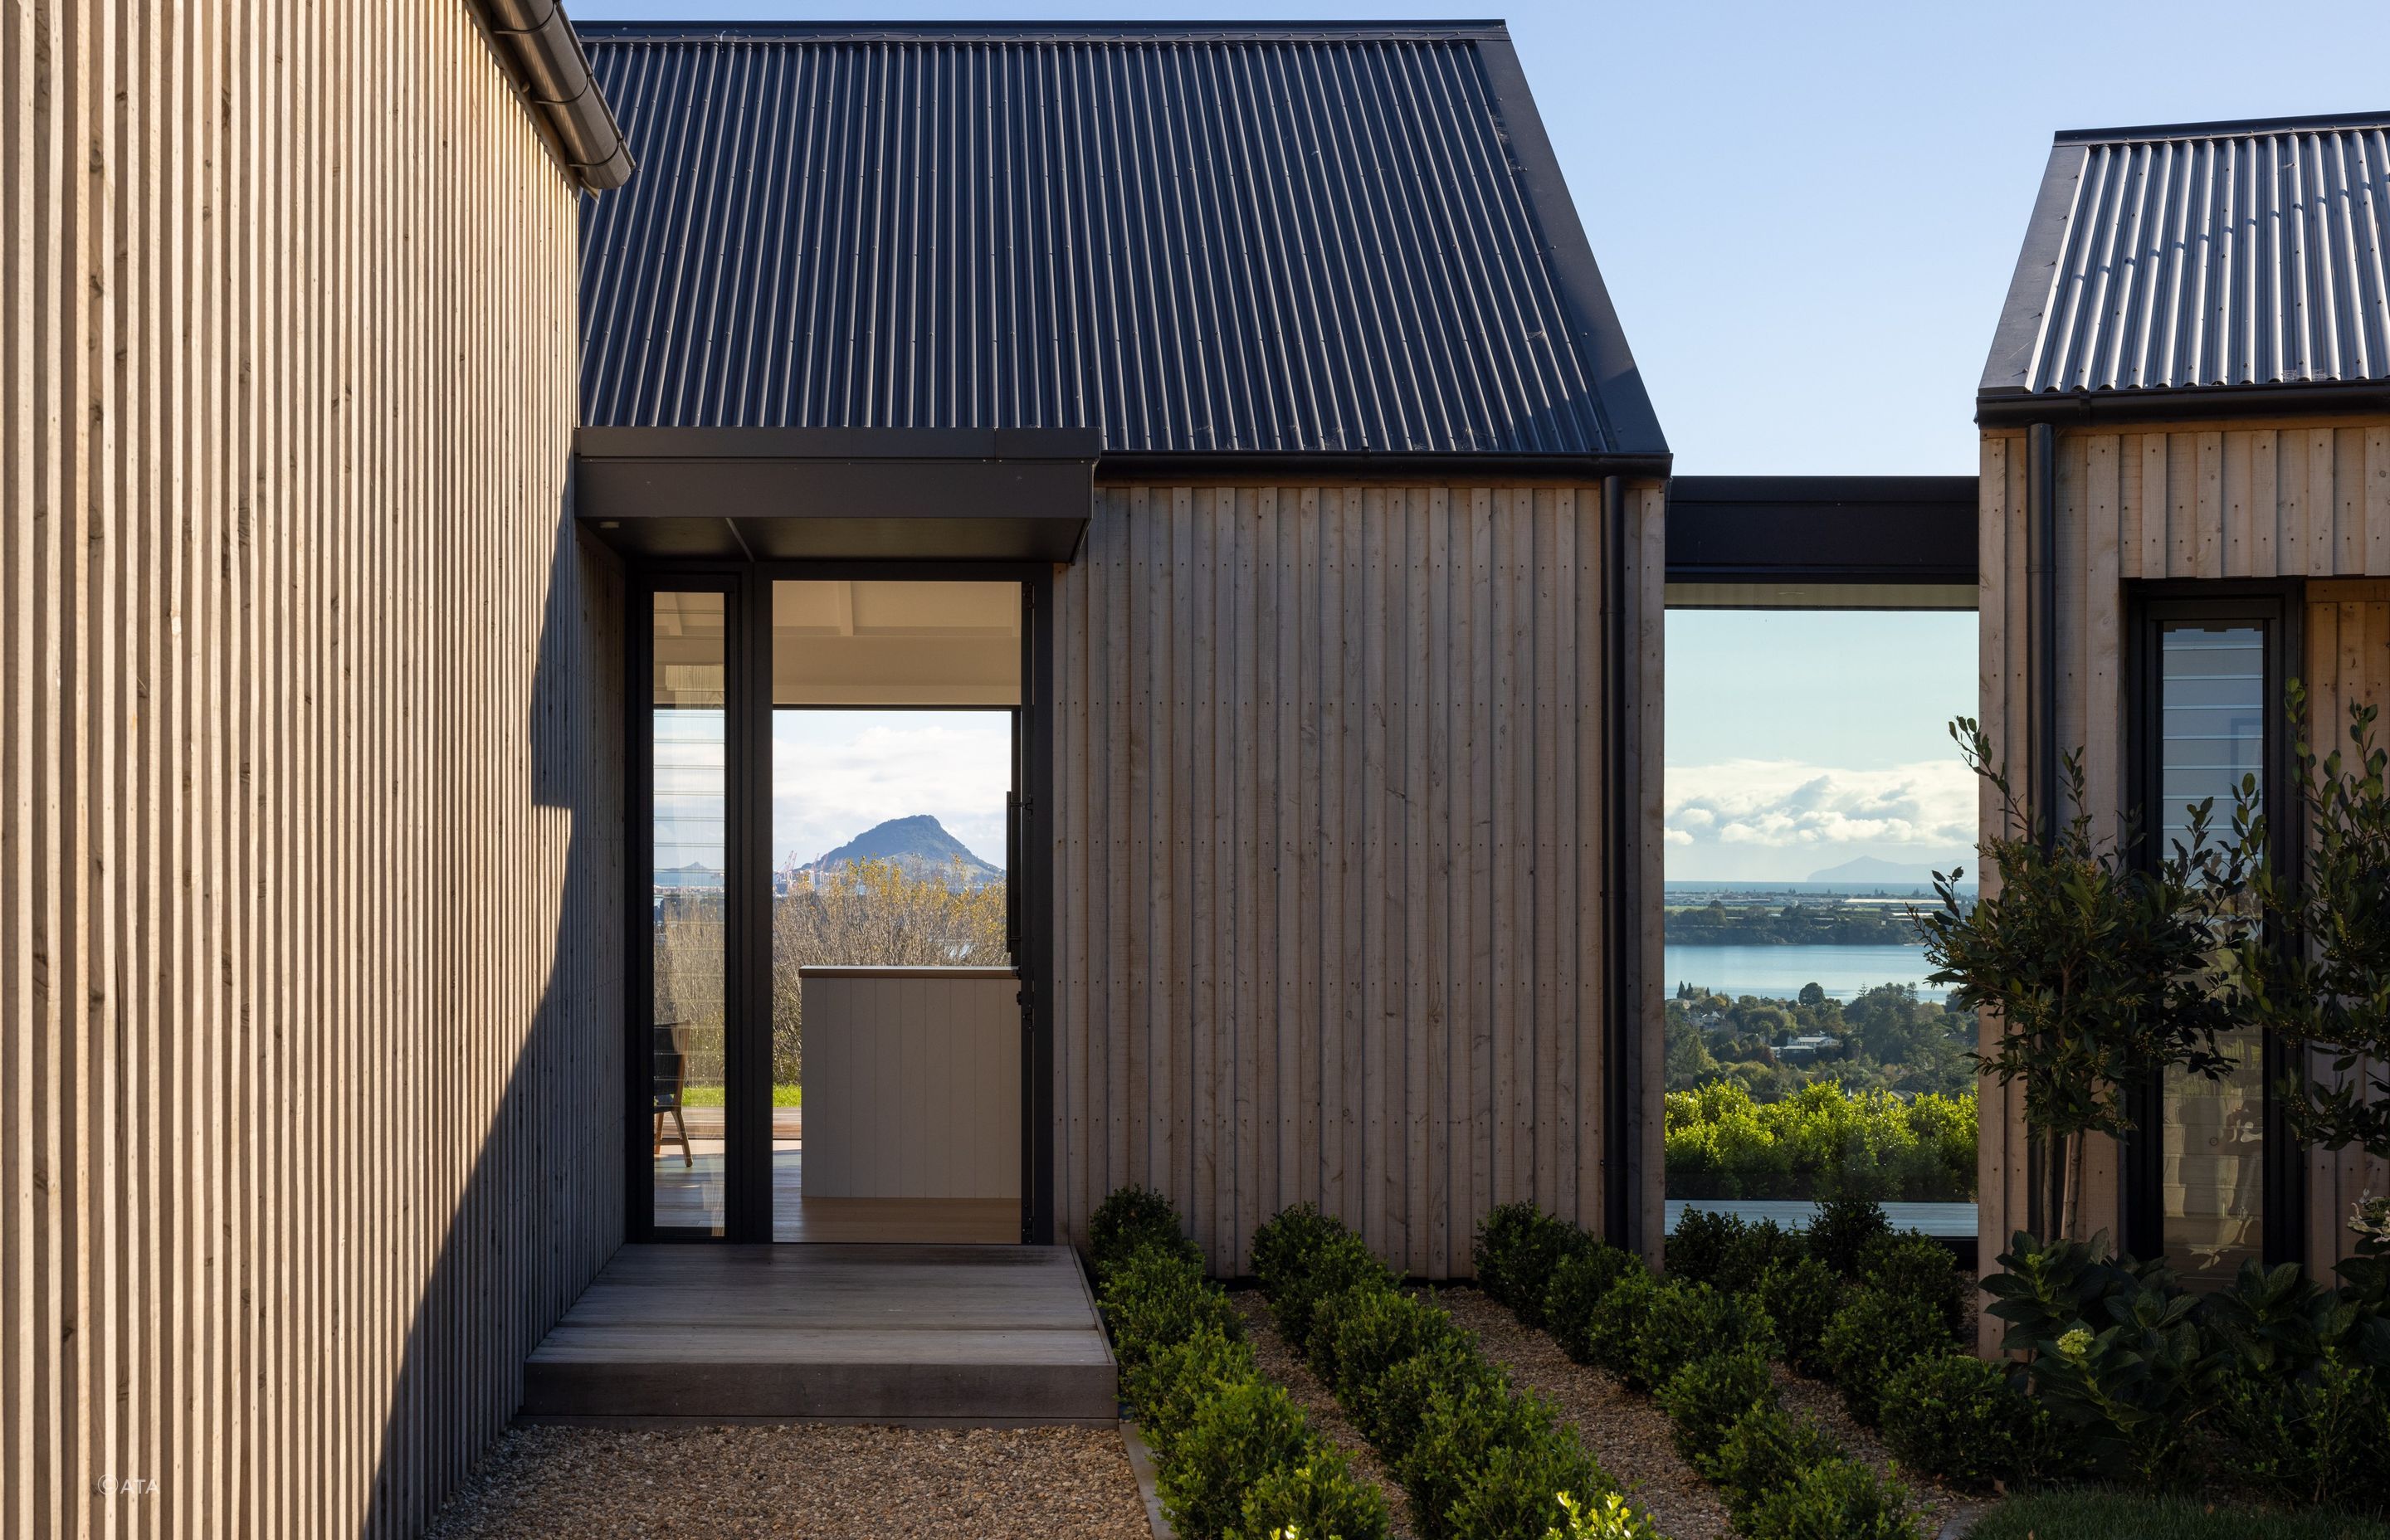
(2156, 621), (2266, 1284)
(1661, 610), (1981, 1244)
(652, 592), (727, 1235)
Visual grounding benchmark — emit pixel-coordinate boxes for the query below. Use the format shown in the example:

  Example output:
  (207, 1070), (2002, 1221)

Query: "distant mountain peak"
(1805, 854), (1957, 885)
(801, 814), (1002, 887)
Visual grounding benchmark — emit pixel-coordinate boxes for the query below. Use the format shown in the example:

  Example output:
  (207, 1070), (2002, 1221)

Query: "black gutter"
(483, 1), (633, 191)
(1096, 451), (1673, 484)
(1978, 383), (2390, 428)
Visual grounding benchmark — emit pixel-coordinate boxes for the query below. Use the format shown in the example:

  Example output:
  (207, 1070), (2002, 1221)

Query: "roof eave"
(1976, 381), (2390, 428)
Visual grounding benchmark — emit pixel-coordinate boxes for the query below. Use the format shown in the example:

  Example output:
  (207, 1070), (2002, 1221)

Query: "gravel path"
(1227, 1290), (1419, 1538)
(1432, 1289), (1733, 1540)
(422, 1424), (1152, 1539)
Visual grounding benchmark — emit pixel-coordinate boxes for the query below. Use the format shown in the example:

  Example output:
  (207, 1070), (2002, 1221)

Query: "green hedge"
(1090, 1188), (1392, 1540)
(1471, 1200), (1929, 1538)
(1664, 1079), (1975, 1202)
(1251, 1202), (1652, 1540)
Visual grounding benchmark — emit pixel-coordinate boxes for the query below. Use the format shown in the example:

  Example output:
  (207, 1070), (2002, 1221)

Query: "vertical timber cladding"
(2306, 578), (2390, 1276)
(1977, 422), (2390, 1328)
(1051, 482), (1667, 1279)
(1, 5), (619, 1538)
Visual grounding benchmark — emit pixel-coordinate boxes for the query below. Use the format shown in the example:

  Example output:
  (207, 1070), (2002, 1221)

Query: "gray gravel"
(423, 1423), (1153, 1539)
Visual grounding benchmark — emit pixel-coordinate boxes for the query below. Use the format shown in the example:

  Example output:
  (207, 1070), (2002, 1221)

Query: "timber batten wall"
(1049, 483), (1666, 1279)
(2, 5), (620, 1537)
(1976, 421), (2390, 1324)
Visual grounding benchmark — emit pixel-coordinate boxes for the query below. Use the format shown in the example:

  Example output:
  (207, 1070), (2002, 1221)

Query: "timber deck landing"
(521, 1244), (1117, 1425)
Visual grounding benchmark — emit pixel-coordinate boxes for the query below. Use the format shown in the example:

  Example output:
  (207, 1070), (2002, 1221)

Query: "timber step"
(521, 1243), (1118, 1424)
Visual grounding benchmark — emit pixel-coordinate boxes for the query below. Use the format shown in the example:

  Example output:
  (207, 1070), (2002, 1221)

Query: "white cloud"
(1665, 758), (1975, 876)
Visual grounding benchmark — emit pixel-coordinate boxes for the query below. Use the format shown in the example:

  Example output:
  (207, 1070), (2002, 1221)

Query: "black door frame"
(624, 558), (1057, 1245)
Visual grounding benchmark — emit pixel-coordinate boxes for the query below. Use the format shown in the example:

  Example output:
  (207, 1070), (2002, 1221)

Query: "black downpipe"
(1602, 476), (1635, 1252)
(2025, 422), (2057, 1240)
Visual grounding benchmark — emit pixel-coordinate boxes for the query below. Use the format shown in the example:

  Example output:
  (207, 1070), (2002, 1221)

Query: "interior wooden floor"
(521, 1243), (1116, 1423)
(650, 1135), (1019, 1244)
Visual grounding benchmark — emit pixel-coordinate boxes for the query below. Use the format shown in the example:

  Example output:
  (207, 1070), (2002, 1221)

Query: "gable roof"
(1982, 110), (2390, 418)
(575, 21), (1666, 465)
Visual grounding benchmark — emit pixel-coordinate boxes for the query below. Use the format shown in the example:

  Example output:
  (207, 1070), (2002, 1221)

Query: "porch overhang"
(573, 426), (1100, 562)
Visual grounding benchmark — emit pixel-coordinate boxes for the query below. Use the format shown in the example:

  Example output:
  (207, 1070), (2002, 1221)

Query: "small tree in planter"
(1914, 719), (2250, 1242)
(2231, 691), (2390, 1171)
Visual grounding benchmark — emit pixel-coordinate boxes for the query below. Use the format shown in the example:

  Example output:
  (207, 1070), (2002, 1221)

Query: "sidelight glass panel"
(651, 591), (728, 1235)
(2156, 621), (2265, 1285)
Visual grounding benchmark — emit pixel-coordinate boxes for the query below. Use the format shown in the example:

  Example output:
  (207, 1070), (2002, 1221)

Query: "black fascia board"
(1095, 449), (1671, 483)
(1666, 475), (1978, 584)
(1977, 382), (2390, 427)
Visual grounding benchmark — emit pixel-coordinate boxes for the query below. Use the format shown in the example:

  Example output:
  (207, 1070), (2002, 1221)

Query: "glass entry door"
(632, 572), (1040, 1245)
(767, 579), (1024, 1244)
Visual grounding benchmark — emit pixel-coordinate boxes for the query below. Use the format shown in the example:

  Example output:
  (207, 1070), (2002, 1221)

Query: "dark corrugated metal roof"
(1983, 110), (2390, 405)
(575, 21), (1664, 460)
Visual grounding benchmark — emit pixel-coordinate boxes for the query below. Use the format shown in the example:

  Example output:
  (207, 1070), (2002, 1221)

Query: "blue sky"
(585, 0), (2390, 878)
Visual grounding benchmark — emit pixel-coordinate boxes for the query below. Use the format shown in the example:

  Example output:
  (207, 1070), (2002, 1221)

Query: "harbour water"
(1661, 941), (1944, 1002)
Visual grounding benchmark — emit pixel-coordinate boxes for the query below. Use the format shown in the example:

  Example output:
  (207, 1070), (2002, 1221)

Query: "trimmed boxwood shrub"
(1668, 1210), (1802, 1294)
(1475, 1201), (1591, 1326)
(1443, 1430), (1612, 1540)
(1363, 1334), (1506, 1465)
(1321, 1284), (1471, 1441)
(1100, 1244), (1244, 1375)
(1656, 1344), (1779, 1463)
(1232, 1448), (1391, 1540)
(1701, 1405), (1843, 1525)
(1126, 1326), (1258, 1460)
(1757, 1254), (1843, 1377)
(1163, 1379), (1320, 1540)
(1089, 1185), (1200, 1290)
(1819, 1287), (1953, 1426)
(1546, 1490), (1665, 1539)
(1856, 1230), (1967, 1335)
(1802, 1195), (1892, 1279)
(2217, 1350), (2390, 1513)
(1629, 1279), (1776, 1392)
(1400, 1380), (1566, 1540)
(1664, 1207), (1750, 1286)
(1742, 1456), (1920, 1540)
(1585, 1267), (1664, 1383)
(1251, 1206), (1395, 1358)
(1876, 1350), (2044, 1493)
(1544, 1244), (1643, 1364)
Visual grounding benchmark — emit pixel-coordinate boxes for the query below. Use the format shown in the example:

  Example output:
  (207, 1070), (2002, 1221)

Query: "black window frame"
(2122, 579), (2305, 1270)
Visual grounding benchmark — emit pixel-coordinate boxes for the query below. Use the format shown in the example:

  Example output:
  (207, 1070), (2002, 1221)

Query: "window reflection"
(652, 592), (727, 1235)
